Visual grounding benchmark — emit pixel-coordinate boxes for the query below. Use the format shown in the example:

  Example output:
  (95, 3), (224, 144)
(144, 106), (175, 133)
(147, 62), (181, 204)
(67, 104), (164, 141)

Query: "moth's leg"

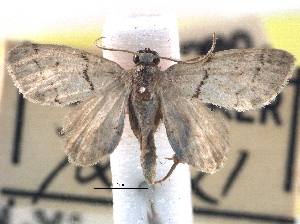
(154, 154), (183, 184)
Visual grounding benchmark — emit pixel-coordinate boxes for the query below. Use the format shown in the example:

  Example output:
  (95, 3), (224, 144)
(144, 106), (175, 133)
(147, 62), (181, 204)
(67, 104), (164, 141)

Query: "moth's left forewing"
(165, 49), (296, 111)
(6, 43), (125, 106)
(157, 81), (229, 173)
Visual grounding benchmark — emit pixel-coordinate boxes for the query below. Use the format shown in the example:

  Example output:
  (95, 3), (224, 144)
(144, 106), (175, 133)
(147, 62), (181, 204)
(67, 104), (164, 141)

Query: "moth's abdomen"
(128, 96), (162, 185)
(140, 147), (158, 185)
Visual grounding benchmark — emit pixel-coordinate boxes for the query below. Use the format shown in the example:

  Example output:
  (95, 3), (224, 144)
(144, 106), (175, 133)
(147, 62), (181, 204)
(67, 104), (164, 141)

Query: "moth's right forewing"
(62, 80), (129, 166)
(158, 82), (229, 173)
(165, 49), (296, 111)
(6, 43), (124, 106)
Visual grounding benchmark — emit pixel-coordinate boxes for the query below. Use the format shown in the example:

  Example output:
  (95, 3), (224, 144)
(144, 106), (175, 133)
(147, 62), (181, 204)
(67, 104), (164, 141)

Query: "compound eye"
(153, 57), (160, 65)
(133, 55), (140, 64)
(151, 51), (160, 65)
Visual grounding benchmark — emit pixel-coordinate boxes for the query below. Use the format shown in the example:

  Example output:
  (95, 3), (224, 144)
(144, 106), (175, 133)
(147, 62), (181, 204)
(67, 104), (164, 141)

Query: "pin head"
(133, 48), (160, 65)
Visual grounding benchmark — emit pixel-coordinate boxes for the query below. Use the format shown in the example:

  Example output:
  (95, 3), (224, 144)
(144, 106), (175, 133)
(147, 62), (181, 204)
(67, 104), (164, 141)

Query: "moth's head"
(133, 48), (160, 65)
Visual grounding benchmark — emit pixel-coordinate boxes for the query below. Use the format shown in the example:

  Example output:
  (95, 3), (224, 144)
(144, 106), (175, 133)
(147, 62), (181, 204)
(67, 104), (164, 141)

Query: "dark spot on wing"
(53, 88), (62, 104)
(259, 52), (265, 66)
(32, 59), (39, 65)
(35, 92), (45, 99)
(192, 71), (209, 98)
(251, 67), (261, 83)
(54, 95), (62, 104)
(31, 44), (40, 54)
(80, 52), (89, 62)
(205, 57), (212, 63)
(32, 59), (43, 75)
(251, 97), (264, 106)
(79, 53), (94, 90)
(82, 65), (94, 91)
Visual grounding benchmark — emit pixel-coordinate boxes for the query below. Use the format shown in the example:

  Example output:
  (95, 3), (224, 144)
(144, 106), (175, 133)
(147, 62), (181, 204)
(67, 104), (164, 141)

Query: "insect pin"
(6, 34), (296, 185)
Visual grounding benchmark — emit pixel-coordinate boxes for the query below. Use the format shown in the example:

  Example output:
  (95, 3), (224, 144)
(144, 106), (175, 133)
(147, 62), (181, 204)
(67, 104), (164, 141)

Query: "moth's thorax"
(137, 53), (158, 64)
(131, 64), (161, 101)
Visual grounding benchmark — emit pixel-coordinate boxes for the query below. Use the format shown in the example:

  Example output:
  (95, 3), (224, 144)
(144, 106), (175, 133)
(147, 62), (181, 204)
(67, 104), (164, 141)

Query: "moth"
(6, 34), (296, 185)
